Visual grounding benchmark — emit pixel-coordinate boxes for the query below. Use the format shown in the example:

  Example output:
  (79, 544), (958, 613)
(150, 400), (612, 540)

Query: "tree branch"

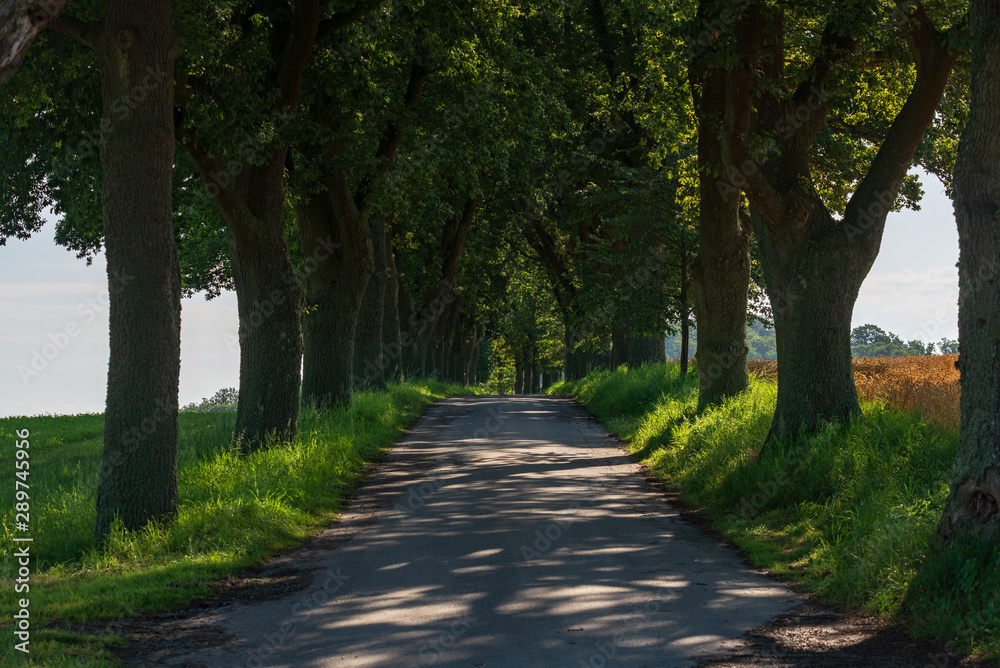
(1, 0), (74, 82)
(180, 135), (258, 235)
(316, 0), (386, 41)
(354, 34), (431, 216)
(715, 1), (784, 230)
(274, 0), (321, 110)
(524, 221), (577, 310)
(438, 198), (477, 286)
(843, 2), (963, 239)
(47, 13), (95, 49)
(827, 117), (883, 144)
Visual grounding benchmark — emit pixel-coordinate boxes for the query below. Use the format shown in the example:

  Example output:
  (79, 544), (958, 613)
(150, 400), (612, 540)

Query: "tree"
(0, 0), (68, 83)
(939, 337), (959, 354)
(182, 388), (238, 413)
(852, 323), (891, 347)
(46, 0), (180, 540)
(175, 1), (341, 449)
(729, 2), (965, 440)
(687, 0), (754, 410)
(939, 0), (1000, 539)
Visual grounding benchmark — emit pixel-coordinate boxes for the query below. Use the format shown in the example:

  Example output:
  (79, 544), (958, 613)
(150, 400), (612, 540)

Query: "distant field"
(748, 354), (960, 431)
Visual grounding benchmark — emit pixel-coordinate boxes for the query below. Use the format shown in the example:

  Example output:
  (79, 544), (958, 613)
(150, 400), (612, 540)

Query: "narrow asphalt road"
(146, 395), (805, 668)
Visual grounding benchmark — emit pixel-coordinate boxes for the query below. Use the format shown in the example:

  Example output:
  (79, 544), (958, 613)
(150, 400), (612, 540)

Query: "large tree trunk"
(611, 324), (630, 367)
(297, 173), (372, 408)
(755, 220), (863, 438)
(229, 158), (303, 448)
(354, 213), (387, 391)
(383, 231), (403, 383)
(297, 40), (427, 399)
(689, 53), (751, 411)
(628, 334), (666, 366)
(180, 2), (320, 451)
(939, 0), (1000, 538)
(93, 0), (180, 540)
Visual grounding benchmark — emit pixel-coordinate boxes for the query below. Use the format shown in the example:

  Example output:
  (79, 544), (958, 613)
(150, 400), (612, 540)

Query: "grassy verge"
(550, 363), (1000, 661)
(0, 380), (469, 666)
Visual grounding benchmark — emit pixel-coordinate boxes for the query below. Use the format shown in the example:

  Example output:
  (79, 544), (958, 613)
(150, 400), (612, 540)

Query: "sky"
(0, 170), (959, 418)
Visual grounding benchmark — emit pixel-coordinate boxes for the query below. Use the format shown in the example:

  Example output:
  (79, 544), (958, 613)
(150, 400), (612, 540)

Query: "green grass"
(0, 380), (469, 666)
(550, 363), (1000, 661)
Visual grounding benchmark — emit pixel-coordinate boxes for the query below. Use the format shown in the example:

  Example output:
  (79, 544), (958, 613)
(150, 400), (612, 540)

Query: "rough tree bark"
(297, 160), (372, 408)
(939, 0), (1000, 539)
(353, 213), (388, 390)
(0, 0), (68, 83)
(678, 243), (691, 377)
(733, 5), (961, 440)
(51, 1), (181, 540)
(688, 0), (755, 411)
(611, 324), (630, 367)
(628, 335), (666, 366)
(226, 188), (304, 449)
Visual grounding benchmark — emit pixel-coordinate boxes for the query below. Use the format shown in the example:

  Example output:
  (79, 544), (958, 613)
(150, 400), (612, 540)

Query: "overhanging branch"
(1, 0), (75, 82)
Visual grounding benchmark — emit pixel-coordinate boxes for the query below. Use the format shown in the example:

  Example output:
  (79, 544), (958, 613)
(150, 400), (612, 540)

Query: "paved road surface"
(150, 396), (804, 667)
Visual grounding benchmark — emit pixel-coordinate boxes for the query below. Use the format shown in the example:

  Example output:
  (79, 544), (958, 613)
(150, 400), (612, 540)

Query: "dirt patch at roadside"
(696, 605), (995, 668)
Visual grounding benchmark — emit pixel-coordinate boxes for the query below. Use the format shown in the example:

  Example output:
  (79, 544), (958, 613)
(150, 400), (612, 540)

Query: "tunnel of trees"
(0, 0), (997, 544)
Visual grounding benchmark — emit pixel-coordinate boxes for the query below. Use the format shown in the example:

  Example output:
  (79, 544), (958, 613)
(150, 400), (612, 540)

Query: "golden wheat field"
(747, 354), (961, 431)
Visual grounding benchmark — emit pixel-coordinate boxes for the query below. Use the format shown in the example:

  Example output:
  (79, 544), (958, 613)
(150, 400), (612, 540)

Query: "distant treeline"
(667, 322), (958, 361)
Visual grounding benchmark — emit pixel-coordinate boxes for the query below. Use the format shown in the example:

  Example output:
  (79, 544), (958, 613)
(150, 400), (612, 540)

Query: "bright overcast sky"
(0, 169), (959, 418)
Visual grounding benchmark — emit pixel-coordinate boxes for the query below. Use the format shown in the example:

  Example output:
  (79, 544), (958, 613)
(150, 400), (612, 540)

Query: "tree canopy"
(3, 0), (993, 542)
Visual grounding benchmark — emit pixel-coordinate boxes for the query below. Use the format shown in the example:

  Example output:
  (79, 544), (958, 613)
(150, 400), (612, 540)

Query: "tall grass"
(552, 362), (1000, 661)
(0, 380), (466, 666)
